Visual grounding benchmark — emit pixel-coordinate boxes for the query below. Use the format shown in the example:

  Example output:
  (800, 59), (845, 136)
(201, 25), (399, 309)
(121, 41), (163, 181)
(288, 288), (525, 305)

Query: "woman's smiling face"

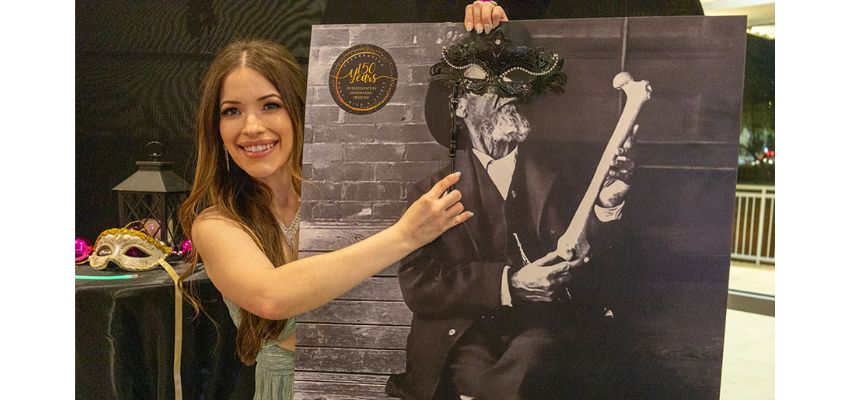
(219, 66), (295, 184)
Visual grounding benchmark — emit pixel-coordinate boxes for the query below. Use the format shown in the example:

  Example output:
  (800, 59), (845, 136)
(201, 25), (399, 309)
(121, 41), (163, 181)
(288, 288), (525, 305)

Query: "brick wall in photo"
(301, 23), (466, 224)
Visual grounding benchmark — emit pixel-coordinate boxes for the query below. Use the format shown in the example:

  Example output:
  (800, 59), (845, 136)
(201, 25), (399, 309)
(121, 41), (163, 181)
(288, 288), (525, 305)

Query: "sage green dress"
(224, 299), (297, 400)
(223, 234), (299, 400)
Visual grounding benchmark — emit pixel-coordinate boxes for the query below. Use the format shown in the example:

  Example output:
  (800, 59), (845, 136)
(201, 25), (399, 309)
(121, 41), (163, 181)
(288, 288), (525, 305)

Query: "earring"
(224, 145), (231, 172)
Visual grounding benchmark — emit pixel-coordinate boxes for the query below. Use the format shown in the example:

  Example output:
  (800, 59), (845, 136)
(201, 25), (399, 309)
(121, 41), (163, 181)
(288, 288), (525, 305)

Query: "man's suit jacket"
(388, 143), (625, 400)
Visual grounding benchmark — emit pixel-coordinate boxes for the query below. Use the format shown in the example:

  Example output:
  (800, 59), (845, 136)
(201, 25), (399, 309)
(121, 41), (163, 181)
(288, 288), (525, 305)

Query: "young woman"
(178, 3), (506, 399)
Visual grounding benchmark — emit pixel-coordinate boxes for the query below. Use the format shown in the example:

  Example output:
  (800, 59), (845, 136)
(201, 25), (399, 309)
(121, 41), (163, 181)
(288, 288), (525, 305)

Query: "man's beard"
(469, 104), (530, 144)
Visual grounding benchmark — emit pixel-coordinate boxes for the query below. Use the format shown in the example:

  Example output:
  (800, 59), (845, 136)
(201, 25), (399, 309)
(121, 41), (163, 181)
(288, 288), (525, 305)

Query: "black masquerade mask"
(430, 23), (566, 99)
(425, 23), (568, 187)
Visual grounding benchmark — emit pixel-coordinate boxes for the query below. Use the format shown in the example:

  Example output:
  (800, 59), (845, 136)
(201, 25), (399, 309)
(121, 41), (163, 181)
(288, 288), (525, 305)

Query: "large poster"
(300, 17), (746, 399)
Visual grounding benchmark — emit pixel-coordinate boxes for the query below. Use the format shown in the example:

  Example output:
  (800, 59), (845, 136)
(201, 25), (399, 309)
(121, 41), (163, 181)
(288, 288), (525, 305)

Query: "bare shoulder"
(195, 206), (237, 228)
(193, 206), (247, 241)
(188, 207), (277, 317)
(191, 207), (265, 265)
(197, 205), (224, 221)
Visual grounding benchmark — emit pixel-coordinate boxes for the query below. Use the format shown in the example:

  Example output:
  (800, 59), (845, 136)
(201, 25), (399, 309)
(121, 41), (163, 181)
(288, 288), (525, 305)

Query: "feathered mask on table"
(430, 23), (566, 99)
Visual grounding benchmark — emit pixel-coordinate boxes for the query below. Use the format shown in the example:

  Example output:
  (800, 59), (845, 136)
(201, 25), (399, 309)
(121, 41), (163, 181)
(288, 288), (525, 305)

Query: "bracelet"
(476, 0), (498, 5)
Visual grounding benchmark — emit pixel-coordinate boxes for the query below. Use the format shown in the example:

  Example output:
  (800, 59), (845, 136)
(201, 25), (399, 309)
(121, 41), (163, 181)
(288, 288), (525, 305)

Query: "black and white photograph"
(301, 16), (747, 400)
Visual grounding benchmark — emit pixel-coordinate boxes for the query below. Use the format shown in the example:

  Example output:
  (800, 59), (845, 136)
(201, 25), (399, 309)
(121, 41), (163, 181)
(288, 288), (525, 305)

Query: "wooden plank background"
(296, 223), (400, 399)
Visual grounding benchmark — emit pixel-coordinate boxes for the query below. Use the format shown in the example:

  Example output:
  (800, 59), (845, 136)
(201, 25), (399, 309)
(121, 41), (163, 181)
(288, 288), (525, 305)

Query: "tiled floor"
(728, 262), (775, 295)
(719, 263), (775, 399)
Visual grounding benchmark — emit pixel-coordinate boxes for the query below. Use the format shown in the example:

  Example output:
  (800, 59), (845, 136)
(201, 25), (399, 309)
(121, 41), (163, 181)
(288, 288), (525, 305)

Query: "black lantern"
(113, 142), (191, 247)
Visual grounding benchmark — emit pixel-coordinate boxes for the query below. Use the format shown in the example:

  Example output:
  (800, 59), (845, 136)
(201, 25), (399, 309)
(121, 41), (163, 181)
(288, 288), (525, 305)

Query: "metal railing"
(731, 184), (775, 265)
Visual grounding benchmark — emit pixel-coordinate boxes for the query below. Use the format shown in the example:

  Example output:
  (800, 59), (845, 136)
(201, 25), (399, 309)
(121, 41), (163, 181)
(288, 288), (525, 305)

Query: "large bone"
(555, 72), (652, 261)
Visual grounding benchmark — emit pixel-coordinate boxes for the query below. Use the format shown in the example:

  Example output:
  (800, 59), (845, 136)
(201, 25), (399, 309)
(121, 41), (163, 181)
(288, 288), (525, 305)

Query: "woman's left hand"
(465, 0), (508, 34)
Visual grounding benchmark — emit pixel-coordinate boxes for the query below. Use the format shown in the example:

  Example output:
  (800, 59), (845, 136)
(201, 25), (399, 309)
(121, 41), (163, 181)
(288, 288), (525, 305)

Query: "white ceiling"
(701, 0), (775, 26)
(701, 0), (774, 37)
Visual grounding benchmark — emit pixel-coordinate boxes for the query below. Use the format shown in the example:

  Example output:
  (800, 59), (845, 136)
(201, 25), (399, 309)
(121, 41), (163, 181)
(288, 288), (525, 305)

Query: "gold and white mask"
(89, 228), (172, 271)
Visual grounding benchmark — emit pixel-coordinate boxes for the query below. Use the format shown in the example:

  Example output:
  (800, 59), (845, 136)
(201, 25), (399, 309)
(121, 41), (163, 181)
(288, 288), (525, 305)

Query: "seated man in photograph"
(387, 24), (637, 400)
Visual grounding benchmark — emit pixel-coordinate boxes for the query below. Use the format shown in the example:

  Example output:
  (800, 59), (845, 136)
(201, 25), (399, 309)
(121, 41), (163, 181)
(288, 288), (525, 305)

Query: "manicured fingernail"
(484, 23), (491, 34)
(476, 24), (483, 33)
(465, 22), (473, 31)
(453, 171), (461, 177)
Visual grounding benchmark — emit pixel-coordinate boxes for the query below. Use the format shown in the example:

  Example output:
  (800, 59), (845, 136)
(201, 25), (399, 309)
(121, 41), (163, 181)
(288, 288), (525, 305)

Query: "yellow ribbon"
(158, 258), (183, 400)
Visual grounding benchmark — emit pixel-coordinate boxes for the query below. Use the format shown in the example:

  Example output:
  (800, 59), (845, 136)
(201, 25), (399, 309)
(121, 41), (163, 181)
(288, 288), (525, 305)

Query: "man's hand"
(510, 251), (587, 302)
(598, 124), (638, 207)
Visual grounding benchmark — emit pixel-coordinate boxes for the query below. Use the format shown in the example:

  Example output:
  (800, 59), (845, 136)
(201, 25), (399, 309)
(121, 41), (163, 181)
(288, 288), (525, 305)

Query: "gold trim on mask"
(89, 227), (173, 271)
(95, 228), (173, 255)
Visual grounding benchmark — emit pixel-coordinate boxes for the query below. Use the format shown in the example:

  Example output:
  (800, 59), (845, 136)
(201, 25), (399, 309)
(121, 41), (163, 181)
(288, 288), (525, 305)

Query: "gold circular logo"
(328, 44), (398, 115)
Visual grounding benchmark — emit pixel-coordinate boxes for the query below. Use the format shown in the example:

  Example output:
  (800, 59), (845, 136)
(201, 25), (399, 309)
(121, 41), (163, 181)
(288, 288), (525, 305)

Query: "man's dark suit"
(387, 143), (627, 400)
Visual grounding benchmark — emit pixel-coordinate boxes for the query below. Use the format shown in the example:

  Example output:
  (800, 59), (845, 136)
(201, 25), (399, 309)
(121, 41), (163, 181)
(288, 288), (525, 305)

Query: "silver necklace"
(278, 205), (301, 249)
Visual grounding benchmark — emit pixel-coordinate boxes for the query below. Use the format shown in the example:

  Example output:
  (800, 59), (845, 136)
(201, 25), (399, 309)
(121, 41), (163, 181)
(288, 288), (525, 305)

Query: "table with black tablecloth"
(75, 262), (254, 400)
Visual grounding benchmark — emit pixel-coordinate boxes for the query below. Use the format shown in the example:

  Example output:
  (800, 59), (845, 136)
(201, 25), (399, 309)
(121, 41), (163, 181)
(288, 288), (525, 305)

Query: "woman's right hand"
(465, 0), (508, 34)
(394, 172), (473, 249)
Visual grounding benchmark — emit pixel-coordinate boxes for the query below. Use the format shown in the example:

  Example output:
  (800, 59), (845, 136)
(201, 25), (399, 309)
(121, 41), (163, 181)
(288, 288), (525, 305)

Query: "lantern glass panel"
(117, 191), (187, 246)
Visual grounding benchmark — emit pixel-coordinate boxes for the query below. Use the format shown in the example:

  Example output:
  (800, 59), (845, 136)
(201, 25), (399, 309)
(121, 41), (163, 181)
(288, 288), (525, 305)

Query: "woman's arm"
(193, 172), (471, 320)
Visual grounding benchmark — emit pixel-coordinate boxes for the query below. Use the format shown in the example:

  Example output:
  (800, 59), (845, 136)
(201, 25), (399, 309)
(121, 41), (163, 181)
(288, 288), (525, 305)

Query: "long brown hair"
(178, 39), (306, 365)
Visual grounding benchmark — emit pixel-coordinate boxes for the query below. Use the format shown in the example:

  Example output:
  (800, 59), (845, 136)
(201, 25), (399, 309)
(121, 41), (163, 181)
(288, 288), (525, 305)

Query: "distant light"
(748, 25), (775, 39)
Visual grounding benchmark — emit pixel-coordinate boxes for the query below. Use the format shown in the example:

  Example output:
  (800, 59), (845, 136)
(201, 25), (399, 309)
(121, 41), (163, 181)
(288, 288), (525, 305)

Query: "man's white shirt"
(470, 146), (624, 307)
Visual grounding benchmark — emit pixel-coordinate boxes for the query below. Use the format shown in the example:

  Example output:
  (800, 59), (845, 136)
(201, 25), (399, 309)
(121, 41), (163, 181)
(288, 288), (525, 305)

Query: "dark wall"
(75, 0), (325, 240)
(75, 0), (702, 241)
